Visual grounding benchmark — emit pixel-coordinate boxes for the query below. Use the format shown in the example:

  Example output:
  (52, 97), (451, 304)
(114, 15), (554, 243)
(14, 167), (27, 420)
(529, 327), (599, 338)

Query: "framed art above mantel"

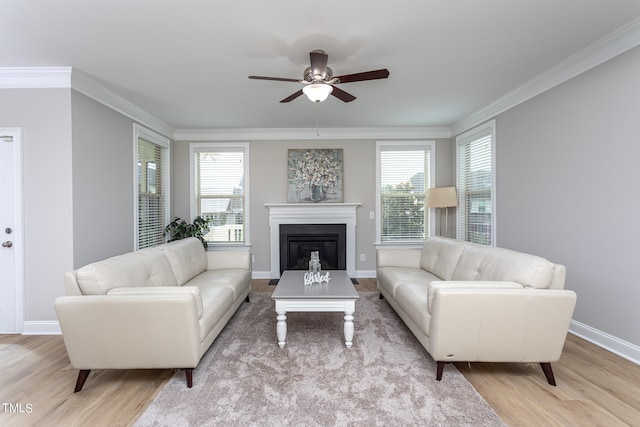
(287, 148), (343, 203)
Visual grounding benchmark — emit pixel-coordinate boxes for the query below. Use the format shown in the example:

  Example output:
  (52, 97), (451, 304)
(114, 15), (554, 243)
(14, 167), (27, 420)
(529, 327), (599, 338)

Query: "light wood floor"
(1, 278), (638, 426)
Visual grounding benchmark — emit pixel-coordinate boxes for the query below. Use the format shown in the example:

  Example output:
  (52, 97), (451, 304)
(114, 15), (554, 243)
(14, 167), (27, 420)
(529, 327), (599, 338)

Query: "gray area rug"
(135, 292), (505, 426)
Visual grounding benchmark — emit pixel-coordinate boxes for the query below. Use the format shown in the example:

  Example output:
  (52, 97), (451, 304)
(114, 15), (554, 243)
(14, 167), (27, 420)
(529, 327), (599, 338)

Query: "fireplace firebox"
(279, 224), (346, 274)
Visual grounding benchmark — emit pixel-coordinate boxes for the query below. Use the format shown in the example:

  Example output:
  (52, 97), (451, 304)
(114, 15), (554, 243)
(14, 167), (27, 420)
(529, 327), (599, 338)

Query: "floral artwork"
(288, 149), (343, 203)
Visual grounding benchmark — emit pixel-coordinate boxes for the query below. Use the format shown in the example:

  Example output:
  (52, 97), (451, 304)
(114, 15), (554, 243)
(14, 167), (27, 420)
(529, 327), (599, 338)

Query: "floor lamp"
(427, 187), (458, 237)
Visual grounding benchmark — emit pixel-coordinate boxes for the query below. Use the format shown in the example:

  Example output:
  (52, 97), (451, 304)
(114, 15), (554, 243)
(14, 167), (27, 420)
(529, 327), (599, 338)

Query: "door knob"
(2, 241), (12, 248)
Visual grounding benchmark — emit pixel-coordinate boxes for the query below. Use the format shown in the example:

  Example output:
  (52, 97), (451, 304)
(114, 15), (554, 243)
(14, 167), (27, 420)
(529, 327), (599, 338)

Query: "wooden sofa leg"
(436, 361), (445, 381)
(245, 294), (250, 302)
(379, 293), (384, 300)
(74, 370), (91, 393)
(183, 368), (193, 388)
(540, 363), (557, 386)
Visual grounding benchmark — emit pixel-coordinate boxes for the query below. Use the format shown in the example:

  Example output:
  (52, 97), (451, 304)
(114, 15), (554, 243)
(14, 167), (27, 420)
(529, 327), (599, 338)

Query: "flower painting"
(288, 149), (343, 203)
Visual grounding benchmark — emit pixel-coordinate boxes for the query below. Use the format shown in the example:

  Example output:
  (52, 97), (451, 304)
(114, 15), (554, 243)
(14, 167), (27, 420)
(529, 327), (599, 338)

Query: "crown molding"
(173, 126), (451, 141)
(452, 17), (640, 136)
(0, 66), (175, 139)
(0, 67), (72, 88)
(70, 69), (175, 139)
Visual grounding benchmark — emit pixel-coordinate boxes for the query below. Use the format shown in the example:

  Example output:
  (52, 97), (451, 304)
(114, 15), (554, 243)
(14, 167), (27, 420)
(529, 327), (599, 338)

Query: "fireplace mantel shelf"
(266, 203), (361, 278)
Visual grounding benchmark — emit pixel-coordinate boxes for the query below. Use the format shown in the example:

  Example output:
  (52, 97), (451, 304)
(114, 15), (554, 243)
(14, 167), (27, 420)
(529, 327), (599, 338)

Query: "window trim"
(375, 140), (436, 246)
(189, 142), (251, 248)
(133, 124), (170, 250)
(455, 120), (496, 245)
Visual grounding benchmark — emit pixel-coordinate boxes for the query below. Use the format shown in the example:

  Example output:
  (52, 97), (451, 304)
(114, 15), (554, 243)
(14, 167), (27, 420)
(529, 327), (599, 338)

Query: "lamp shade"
(427, 186), (458, 208)
(302, 83), (333, 102)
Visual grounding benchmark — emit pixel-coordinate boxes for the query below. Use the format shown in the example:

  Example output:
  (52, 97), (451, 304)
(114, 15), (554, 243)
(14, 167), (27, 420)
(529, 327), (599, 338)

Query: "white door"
(0, 128), (23, 333)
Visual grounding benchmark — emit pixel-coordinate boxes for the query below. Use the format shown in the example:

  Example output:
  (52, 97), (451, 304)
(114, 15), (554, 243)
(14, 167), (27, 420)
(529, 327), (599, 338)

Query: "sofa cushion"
(198, 286), (234, 341)
(420, 237), (467, 280)
(184, 269), (250, 300)
(76, 248), (178, 295)
(377, 266), (441, 299)
(160, 237), (208, 286)
(395, 283), (431, 337)
(451, 244), (556, 289)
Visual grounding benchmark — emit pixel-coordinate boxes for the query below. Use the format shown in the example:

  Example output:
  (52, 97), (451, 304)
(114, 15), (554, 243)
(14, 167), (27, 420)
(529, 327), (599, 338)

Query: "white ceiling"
(2, 1), (640, 132)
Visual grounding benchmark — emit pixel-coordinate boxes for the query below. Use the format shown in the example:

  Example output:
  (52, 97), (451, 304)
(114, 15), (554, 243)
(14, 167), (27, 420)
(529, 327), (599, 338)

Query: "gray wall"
(0, 88), (74, 321)
(0, 88), (169, 323)
(173, 138), (454, 274)
(71, 90), (137, 267)
(494, 45), (640, 347)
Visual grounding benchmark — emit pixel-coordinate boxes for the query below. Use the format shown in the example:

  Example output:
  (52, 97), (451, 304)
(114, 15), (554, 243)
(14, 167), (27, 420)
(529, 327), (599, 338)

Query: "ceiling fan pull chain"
(315, 102), (320, 136)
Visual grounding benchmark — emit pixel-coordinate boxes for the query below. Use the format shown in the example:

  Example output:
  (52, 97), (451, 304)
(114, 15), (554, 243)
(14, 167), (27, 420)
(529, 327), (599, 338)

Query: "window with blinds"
(377, 142), (434, 242)
(137, 134), (169, 249)
(456, 121), (495, 245)
(193, 144), (248, 244)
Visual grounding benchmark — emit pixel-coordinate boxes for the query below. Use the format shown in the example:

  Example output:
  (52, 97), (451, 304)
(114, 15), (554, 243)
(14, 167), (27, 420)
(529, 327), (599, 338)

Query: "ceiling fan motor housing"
(304, 66), (333, 82)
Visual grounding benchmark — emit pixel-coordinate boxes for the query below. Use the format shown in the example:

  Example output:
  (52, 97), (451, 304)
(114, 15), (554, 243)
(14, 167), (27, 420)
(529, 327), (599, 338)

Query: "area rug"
(135, 293), (505, 427)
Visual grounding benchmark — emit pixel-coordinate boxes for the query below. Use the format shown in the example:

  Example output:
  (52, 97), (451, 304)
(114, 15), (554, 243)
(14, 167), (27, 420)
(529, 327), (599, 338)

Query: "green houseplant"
(163, 216), (211, 249)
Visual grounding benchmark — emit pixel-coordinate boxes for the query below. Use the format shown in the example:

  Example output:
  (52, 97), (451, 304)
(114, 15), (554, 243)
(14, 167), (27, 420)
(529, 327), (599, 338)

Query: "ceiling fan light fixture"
(302, 83), (333, 102)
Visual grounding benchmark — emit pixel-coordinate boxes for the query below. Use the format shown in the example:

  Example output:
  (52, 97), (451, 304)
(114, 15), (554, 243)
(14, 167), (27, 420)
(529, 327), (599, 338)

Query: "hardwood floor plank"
(1, 279), (638, 426)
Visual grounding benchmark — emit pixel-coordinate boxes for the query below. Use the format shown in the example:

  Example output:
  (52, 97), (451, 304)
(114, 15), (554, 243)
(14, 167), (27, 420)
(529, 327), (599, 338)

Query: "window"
(376, 141), (434, 243)
(191, 143), (249, 245)
(134, 125), (170, 250)
(456, 120), (495, 245)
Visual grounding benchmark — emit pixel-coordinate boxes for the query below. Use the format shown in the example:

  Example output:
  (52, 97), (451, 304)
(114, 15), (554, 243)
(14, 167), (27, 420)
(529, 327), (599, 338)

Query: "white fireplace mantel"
(266, 203), (361, 278)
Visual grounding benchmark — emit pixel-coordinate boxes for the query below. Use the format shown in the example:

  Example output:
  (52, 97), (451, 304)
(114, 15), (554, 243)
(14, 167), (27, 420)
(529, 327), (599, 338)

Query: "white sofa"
(55, 237), (251, 392)
(377, 236), (577, 385)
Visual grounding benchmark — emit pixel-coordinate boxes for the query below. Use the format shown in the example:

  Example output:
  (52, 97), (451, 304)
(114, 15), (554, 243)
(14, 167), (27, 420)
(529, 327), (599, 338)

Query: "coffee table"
(271, 270), (360, 348)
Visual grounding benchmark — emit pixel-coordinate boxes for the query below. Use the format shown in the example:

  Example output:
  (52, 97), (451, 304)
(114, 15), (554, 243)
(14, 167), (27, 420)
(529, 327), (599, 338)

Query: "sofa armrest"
(54, 294), (202, 370)
(427, 281), (523, 313)
(107, 286), (203, 318)
(376, 249), (421, 269)
(206, 250), (252, 271)
(428, 288), (577, 363)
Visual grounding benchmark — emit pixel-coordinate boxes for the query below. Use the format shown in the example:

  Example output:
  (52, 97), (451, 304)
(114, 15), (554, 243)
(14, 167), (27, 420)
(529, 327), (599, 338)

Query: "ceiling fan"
(249, 49), (390, 103)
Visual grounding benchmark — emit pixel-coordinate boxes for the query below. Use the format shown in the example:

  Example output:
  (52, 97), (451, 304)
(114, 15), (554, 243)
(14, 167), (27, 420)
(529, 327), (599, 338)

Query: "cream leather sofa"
(377, 236), (577, 385)
(55, 237), (251, 392)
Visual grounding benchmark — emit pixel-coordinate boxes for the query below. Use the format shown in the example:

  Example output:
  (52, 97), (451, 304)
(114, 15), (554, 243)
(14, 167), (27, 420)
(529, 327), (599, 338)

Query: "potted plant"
(163, 216), (211, 249)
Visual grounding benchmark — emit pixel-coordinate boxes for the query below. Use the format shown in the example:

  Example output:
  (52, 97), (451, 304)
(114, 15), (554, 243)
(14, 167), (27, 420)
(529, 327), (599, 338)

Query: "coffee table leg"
(276, 311), (287, 348)
(344, 310), (354, 348)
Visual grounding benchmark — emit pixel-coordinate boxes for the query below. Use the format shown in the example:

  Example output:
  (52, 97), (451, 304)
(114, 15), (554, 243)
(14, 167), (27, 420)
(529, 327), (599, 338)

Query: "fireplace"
(279, 224), (346, 274)
(266, 203), (360, 278)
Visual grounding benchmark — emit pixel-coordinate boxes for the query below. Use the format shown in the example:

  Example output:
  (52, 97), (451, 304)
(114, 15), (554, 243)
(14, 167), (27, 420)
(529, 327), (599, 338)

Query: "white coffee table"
(271, 270), (360, 348)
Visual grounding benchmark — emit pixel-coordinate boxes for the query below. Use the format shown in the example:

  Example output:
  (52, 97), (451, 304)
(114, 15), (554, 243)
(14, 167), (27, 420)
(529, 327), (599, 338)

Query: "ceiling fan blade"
(309, 50), (329, 80)
(334, 68), (390, 84)
(280, 90), (304, 103)
(249, 75), (300, 83)
(330, 86), (356, 103)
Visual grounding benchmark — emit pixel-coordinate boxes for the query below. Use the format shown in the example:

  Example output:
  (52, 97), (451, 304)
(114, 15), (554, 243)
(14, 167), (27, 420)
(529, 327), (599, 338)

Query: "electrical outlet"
(369, 211), (375, 219)
(360, 253), (366, 261)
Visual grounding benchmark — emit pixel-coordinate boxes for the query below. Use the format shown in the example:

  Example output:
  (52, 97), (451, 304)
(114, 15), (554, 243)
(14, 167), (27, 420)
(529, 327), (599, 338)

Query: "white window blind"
(456, 121), (494, 245)
(377, 143), (433, 242)
(137, 137), (167, 249)
(194, 146), (247, 244)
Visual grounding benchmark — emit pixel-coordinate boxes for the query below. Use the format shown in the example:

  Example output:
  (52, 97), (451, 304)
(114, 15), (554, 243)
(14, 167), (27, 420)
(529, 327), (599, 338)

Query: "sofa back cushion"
(76, 247), (178, 295)
(160, 237), (208, 286)
(420, 237), (467, 280)
(451, 243), (556, 289)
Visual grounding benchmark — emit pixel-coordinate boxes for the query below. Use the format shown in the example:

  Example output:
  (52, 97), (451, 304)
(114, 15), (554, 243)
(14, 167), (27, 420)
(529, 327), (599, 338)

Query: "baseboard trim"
(569, 320), (640, 365)
(252, 271), (272, 279)
(353, 270), (376, 278)
(23, 321), (61, 335)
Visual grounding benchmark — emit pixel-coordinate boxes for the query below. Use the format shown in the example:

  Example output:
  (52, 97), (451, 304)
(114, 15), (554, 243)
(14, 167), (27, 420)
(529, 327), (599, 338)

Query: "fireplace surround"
(266, 203), (360, 278)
